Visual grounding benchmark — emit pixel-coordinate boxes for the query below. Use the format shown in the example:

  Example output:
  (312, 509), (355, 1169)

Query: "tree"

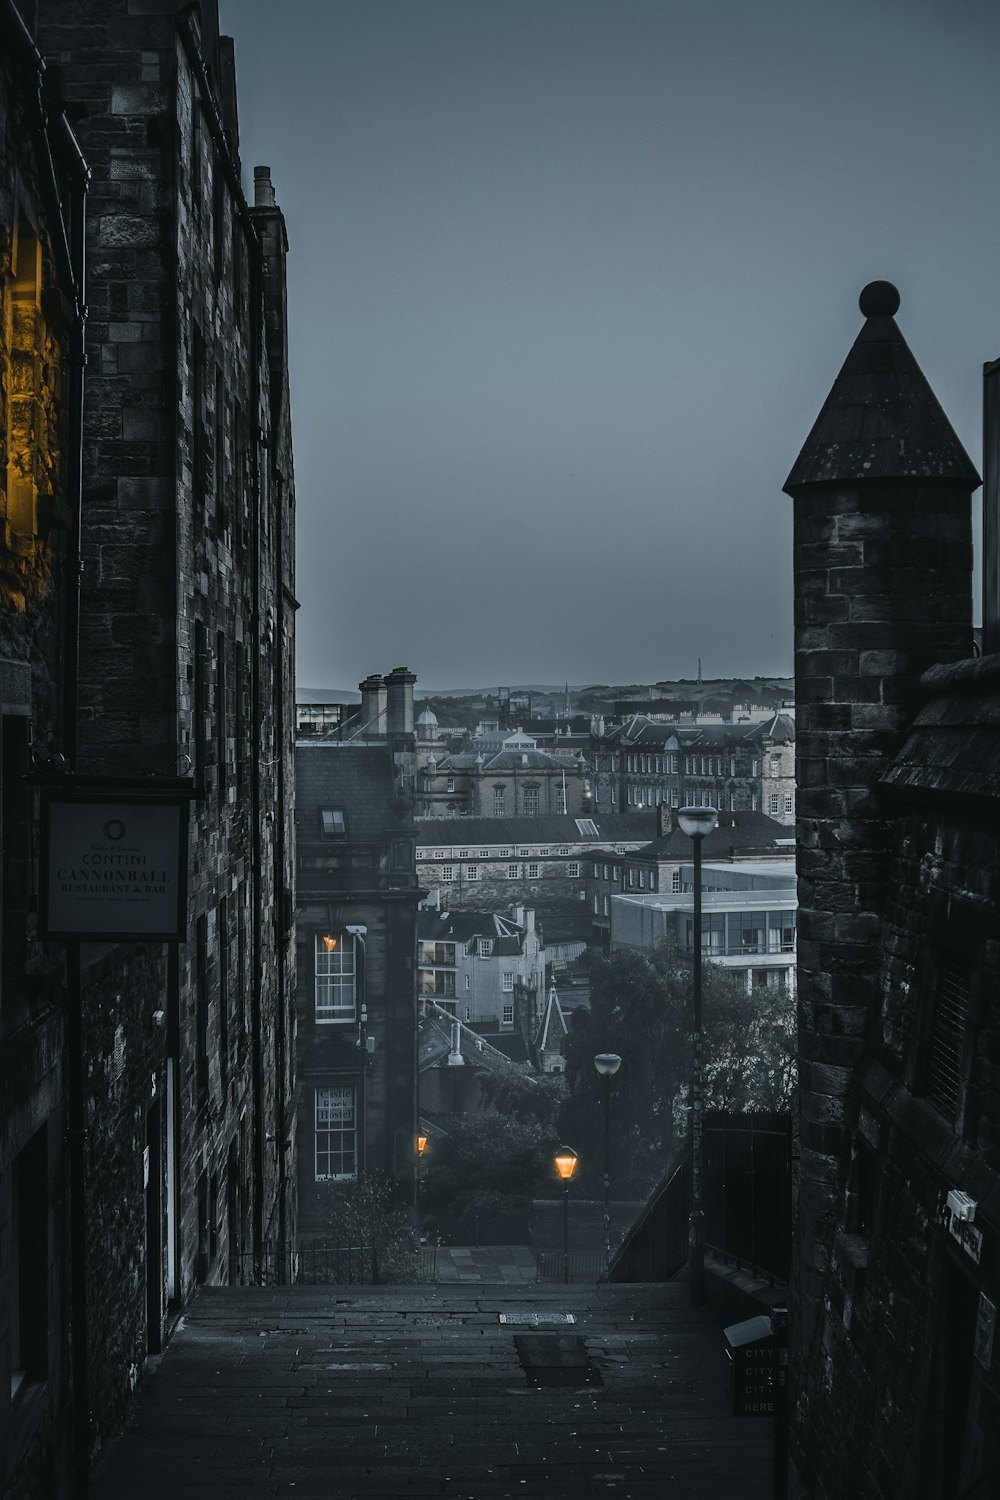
(559, 942), (794, 1198)
(419, 1078), (565, 1244)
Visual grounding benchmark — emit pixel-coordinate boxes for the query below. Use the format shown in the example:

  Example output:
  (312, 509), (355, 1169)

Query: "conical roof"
(784, 282), (980, 494)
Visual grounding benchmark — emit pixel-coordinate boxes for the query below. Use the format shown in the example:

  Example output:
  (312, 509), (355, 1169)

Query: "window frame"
(314, 931), (357, 1024)
(314, 1083), (358, 1181)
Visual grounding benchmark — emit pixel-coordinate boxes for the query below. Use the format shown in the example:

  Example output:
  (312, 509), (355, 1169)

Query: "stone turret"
(784, 282), (979, 1383)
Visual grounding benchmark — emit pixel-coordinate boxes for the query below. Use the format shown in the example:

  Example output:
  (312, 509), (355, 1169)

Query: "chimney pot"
(253, 164), (276, 207)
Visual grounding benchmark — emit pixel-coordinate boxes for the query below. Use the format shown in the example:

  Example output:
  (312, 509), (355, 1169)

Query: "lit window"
(315, 933), (357, 1023)
(466, 865), (479, 881)
(478, 938), (493, 957)
(320, 807), (347, 839)
(502, 971), (515, 992)
(567, 862), (580, 878)
(527, 863), (540, 879)
(502, 1004), (514, 1026)
(315, 1085), (356, 1180)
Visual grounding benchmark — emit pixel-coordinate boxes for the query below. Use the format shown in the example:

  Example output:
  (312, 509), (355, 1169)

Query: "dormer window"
(320, 808), (347, 839)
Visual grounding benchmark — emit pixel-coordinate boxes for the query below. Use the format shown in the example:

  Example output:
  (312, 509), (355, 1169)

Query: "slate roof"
(416, 909), (524, 946)
(415, 812), (657, 848)
(784, 282), (980, 492)
(295, 742), (405, 843)
(605, 714), (793, 747)
(434, 748), (586, 772)
(631, 810), (790, 862)
(537, 984), (569, 1055)
(418, 1008), (534, 1075)
(881, 654), (1000, 812)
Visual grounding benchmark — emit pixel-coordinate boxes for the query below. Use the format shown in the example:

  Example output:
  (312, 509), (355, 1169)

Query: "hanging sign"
(40, 792), (188, 941)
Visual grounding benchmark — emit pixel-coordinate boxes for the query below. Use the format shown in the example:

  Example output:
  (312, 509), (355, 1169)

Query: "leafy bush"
(311, 1170), (421, 1284)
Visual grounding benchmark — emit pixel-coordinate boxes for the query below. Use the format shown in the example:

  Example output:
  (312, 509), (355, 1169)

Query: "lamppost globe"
(593, 1053), (622, 1078)
(677, 806), (719, 841)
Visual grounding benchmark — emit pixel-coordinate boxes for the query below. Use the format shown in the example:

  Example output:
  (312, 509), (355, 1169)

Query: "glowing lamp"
(416, 1133), (429, 1157)
(553, 1147), (579, 1181)
(320, 934), (338, 952)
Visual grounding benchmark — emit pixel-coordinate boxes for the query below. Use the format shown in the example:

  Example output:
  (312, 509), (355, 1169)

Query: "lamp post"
(677, 805), (718, 1304)
(415, 1132), (428, 1242)
(594, 1053), (622, 1278)
(553, 1146), (579, 1284)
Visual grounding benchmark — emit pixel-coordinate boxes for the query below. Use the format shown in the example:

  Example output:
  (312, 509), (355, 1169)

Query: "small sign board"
(724, 1315), (775, 1416)
(40, 792), (188, 941)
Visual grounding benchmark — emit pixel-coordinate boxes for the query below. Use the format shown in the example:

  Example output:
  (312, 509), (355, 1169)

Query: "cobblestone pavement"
(92, 1282), (772, 1499)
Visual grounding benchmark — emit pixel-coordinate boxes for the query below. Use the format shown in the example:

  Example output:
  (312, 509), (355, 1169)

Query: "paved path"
(431, 1245), (538, 1283)
(92, 1283), (772, 1499)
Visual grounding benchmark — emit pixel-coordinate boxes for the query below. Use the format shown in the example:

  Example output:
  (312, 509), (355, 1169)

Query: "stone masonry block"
(99, 214), (159, 248)
(111, 83), (169, 114)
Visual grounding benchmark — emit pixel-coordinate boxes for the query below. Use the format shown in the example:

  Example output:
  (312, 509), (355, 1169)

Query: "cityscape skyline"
(227, 0), (999, 690)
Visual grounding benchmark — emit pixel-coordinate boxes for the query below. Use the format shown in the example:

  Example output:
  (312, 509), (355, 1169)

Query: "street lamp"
(553, 1146), (579, 1285)
(593, 1053), (622, 1278)
(415, 1132), (428, 1241)
(677, 805), (718, 1304)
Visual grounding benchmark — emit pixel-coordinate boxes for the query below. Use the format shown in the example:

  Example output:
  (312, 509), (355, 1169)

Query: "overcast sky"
(224, 0), (999, 693)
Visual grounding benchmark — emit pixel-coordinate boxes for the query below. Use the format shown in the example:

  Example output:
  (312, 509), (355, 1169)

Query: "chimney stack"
(358, 674), (386, 736)
(385, 666), (416, 740)
(253, 164), (276, 208)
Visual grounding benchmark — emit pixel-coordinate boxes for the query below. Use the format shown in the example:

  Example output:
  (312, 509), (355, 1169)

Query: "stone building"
(294, 677), (420, 1238)
(416, 810), (656, 945)
(590, 712), (796, 826)
(417, 728), (593, 820)
(787, 283), (998, 1497)
(417, 905), (545, 1030)
(1, 3), (296, 1493)
(0, 5), (87, 1491)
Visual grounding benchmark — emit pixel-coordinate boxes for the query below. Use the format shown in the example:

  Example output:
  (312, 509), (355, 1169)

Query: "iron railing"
(702, 1109), (792, 1284)
(535, 1247), (605, 1283)
(609, 1148), (692, 1282)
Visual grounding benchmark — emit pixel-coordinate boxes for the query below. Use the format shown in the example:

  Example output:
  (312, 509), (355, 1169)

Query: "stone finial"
(858, 280), (900, 318)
